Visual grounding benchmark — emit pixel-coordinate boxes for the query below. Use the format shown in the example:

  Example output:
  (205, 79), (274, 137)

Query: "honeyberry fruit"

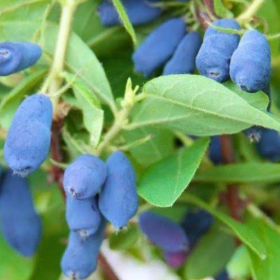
(66, 196), (102, 238)
(98, 0), (161, 27)
(133, 18), (186, 77)
(181, 210), (213, 247)
(164, 250), (188, 268)
(99, 151), (138, 229)
(230, 30), (271, 93)
(0, 170), (42, 257)
(196, 19), (240, 83)
(61, 219), (106, 280)
(139, 211), (188, 253)
(256, 129), (280, 161)
(209, 136), (222, 165)
(163, 32), (202, 75)
(63, 154), (107, 199)
(0, 42), (42, 76)
(4, 94), (53, 176)
(215, 270), (229, 280)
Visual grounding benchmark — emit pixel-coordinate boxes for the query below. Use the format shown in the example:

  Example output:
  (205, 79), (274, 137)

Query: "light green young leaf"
(0, 69), (47, 130)
(184, 194), (266, 259)
(138, 138), (210, 207)
(195, 162), (280, 184)
(111, 0), (137, 45)
(213, 0), (233, 18)
(185, 227), (235, 279)
(65, 73), (104, 147)
(129, 75), (280, 135)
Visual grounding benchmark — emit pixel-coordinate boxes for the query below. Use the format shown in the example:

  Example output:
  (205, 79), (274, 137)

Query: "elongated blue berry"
(256, 129), (280, 161)
(133, 18), (186, 77)
(164, 250), (188, 268)
(61, 220), (106, 279)
(63, 155), (107, 199)
(215, 270), (229, 280)
(181, 210), (213, 247)
(99, 151), (138, 229)
(139, 211), (188, 252)
(196, 19), (240, 82)
(66, 196), (102, 238)
(230, 30), (271, 93)
(98, 0), (161, 27)
(4, 94), (53, 176)
(209, 136), (222, 165)
(0, 42), (42, 76)
(0, 170), (42, 257)
(164, 32), (202, 75)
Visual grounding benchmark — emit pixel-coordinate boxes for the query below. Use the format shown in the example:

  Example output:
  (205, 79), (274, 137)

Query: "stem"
(98, 253), (120, 280)
(237, 0), (265, 21)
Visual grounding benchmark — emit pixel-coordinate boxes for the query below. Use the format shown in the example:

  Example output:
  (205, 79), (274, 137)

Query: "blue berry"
(164, 250), (188, 268)
(230, 30), (271, 93)
(209, 136), (222, 165)
(98, 0), (161, 27)
(133, 18), (186, 77)
(181, 210), (213, 247)
(0, 170), (42, 257)
(4, 94), (53, 176)
(215, 270), (229, 280)
(139, 211), (188, 252)
(99, 151), (138, 229)
(0, 42), (42, 76)
(256, 129), (280, 161)
(196, 19), (240, 82)
(66, 196), (102, 238)
(61, 220), (106, 280)
(63, 155), (107, 199)
(163, 32), (202, 75)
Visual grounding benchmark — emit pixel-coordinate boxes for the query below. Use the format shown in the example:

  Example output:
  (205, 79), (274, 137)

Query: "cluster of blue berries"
(61, 152), (138, 279)
(0, 169), (42, 257)
(139, 210), (228, 278)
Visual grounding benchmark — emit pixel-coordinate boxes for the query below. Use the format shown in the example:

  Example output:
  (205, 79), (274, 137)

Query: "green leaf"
(109, 224), (141, 251)
(129, 75), (280, 135)
(123, 127), (174, 167)
(111, 0), (137, 45)
(246, 219), (280, 280)
(213, 0), (233, 18)
(0, 69), (47, 130)
(195, 162), (280, 184)
(184, 227), (235, 279)
(138, 138), (210, 207)
(65, 73), (104, 147)
(184, 194), (267, 259)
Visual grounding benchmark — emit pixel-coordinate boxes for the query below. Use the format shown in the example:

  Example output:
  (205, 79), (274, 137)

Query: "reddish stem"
(99, 253), (120, 280)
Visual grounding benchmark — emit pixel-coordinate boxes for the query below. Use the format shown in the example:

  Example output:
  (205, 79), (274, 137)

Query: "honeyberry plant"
(1, 0), (280, 279)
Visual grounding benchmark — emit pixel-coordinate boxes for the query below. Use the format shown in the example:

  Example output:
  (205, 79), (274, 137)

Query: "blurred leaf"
(111, 0), (137, 45)
(184, 195), (267, 259)
(65, 73), (104, 147)
(123, 127), (174, 167)
(213, 0), (233, 18)
(246, 219), (280, 280)
(195, 162), (280, 184)
(0, 69), (47, 130)
(109, 224), (141, 251)
(138, 138), (210, 207)
(184, 227), (235, 279)
(130, 75), (280, 135)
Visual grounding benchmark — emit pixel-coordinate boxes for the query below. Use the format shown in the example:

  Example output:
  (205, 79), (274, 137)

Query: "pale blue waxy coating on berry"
(163, 32), (202, 75)
(0, 42), (42, 76)
(133, 18), (186, 77)
(4, 94), (53, 176)
(209, 136), (222, 165)
(66, 196), (102, 237)
(0, 170), (42, 257)
(230, 30), (271, 93)
(98, 0), (161, 27)
(256, 129), (280, 161)
(99, 151), (138, 229)
(164, 250), (188, 268)
(215, 270), (229, 280)
(181, 210), (213, 247)
(61, 220), (106, 280)
(196, 19), (240, 82)
(63, 154), (107, 199)
(139, 211), (188, 252)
